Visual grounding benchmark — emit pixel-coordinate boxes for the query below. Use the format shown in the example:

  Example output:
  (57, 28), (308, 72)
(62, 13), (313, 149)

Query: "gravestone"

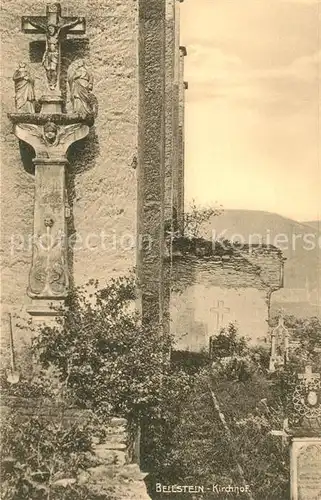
(291, 439), (321, 500)
(290, 366), (321, 500)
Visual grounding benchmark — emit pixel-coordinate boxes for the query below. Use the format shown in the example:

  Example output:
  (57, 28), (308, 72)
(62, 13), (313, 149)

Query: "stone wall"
(176, 45), (187, 233)
(0, 0), (178, 355)
(164, 0), (185, 231)
(1, 398), (150, 499)
(171, 0), (185, 232)
(137, 0), (167, 326)
(0, 0), (143, 377)
(164, 0), (176, 225)
(170, 249), (284, 351)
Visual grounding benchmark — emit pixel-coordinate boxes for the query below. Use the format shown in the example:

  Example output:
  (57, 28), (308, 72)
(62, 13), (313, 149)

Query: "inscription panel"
(291, 439), (321, 500)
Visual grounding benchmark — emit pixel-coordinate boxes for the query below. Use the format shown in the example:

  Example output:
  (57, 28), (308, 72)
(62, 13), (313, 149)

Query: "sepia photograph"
(0, 0), (320, 499)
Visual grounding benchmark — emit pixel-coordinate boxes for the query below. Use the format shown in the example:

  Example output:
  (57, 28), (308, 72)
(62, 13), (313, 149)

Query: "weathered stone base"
(290, 437), (321, 500)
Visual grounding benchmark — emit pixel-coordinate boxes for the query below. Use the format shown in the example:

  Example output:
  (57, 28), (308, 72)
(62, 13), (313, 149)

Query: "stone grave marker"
(290, 366), (321, 500)
(291, 439), (321, 500)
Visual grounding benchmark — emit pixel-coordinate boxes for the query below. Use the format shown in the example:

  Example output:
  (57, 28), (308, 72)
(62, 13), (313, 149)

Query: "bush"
(2, 271), (319, 500)
(144, 320), (321, 500)
(31, 274), (175, 419)
(0, 413), (110, 500)
(1, 274), (194, 499)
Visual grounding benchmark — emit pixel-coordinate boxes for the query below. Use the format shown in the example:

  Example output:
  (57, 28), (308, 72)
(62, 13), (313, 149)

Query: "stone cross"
(22, 3), (85, 93)
(269, 316), (290, 372)
(298, 365), (320, 385)
(9, 4), (93, 323)
(210, 300), (230, 331)
(291, 365), (321, 430)
(270, 418), (290, 448)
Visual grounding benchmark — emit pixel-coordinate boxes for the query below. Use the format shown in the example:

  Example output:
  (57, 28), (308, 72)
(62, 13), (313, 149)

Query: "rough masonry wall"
(245, 246), (284, 290)
(137, 0), (166, 326)
(164, 0), (175, 225)
(177, 45), (187, 233)
(1, 1), (138, 356)
(171, 0), (183, 231)
(170, 255), (281, 352)
(1, 400), (151, 499)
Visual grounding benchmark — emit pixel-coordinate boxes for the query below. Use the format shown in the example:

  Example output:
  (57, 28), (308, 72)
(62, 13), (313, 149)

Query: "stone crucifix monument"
(8, 3), (96, 323)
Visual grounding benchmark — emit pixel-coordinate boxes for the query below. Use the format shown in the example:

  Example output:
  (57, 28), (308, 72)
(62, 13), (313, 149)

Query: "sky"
(181, 0), (321, 222)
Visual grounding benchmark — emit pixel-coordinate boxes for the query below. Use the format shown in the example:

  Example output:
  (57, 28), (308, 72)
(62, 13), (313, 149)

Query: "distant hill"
(302, 220), (321, 232)
(199, 209), (321, 317)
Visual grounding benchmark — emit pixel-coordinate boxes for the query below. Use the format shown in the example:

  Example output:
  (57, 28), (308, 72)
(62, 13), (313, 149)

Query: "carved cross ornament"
(211, 300), (230, 331)
(8, 3), (96, 321)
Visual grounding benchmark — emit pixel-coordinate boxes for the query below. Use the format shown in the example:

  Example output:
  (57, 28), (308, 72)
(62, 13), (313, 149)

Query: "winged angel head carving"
(17, 121), (87, 153)
(43, 121), (58, 144)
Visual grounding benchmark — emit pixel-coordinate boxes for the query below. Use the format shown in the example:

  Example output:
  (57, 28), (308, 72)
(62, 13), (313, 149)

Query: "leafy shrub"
(1, 274), (194, 499)
(2, 269), (320, 500)
(144, 321), (321, 500)
(31, 275), (175, 419)
(183, 200), (222, 239)
(0, 413), (110, 500)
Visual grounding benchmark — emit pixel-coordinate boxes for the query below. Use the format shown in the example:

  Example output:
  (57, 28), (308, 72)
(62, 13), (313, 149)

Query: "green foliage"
(144, 320), (321, 500)
(31, 274), (173, 419)
(2, 268), (320, 500)
(183, 200), (222, 239)
(169, 201), (251, 259)
(1, 274), (184, 499)
(210, 323), (248, 360)
(0, 413), (110, 500)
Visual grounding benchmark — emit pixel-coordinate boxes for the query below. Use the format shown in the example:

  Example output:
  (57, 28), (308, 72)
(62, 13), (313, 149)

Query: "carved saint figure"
(25, 13), (83, 90)
(68, 59), (94, 116)
(13, 63), (35, 112)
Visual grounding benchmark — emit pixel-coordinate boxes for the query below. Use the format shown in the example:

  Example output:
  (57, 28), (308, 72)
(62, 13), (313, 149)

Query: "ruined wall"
(1, 399), (150, 499)
(170, 251), (284, 351)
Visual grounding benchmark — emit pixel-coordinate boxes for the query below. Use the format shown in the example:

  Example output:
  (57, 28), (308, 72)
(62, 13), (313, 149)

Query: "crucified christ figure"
(26, 15), (84, 91)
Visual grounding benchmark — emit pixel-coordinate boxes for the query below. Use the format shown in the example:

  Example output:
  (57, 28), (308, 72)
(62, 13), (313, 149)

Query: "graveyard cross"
(270, 418), (290, 448)
(22, 3), (85, 92)
(211, 300), (230, 331)
(269, 316), (290, 372)
(298, 365), (320, 385)
(292, 365), (321, 428)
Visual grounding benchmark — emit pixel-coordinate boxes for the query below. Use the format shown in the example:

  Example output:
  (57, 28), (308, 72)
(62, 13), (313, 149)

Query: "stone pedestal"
(290, 437), (321, 500)
(8, 113), (91, 323)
